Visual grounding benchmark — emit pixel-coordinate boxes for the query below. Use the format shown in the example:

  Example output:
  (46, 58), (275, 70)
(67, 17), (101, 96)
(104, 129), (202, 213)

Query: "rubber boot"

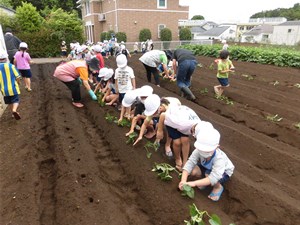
(181, 87), (196, 101)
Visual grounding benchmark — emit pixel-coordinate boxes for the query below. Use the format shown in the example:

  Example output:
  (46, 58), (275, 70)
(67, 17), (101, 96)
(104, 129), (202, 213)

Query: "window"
(157, 0), (167, 9)
(158, 24), (166, 38)
(85, 1), (90, 15)
(288, 29), (292, 33)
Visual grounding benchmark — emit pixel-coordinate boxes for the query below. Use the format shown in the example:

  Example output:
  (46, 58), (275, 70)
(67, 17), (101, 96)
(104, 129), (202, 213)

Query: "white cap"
(116, 54), (127, 68)
(194, 121), (214, 138)
(138, 85), (153, 97)
(0, 52), (8, 59)
(103, 68), (114, 81)
(122, 89), (139, 107)
(144, 94), (160, 116)
(98, 67), (109, 78)
(94, 45), (102, 52)
(194, 126), (220, 152)
(120, 44), (125, 50)
(19, 42), (28, 48)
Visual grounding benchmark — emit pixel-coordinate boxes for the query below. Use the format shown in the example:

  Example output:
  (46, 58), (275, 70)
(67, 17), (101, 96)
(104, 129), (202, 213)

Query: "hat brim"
(117, 62), (127, 68)
(194, 141), (218, 152)
(144, 108), (157, 116)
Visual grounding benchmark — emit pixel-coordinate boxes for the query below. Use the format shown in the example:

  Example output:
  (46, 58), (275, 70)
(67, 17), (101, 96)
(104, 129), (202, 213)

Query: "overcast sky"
(183, 0), (299, 23)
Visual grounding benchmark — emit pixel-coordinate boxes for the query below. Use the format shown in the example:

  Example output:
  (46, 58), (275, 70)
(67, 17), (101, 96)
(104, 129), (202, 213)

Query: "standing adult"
(53, 57), (99, 108)
(172, 49), (198, 101)
(139, 50), (169, 87)
(4, 28), (22, 64)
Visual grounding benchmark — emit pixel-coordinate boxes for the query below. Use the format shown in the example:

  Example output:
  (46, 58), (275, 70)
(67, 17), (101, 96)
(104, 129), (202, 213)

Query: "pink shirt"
(53, 60), (87, 82)
(14, 51), (31, 70)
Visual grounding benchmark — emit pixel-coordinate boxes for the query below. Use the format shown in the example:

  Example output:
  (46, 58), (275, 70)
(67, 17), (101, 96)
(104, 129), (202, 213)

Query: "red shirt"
(96, 53), (104, 69)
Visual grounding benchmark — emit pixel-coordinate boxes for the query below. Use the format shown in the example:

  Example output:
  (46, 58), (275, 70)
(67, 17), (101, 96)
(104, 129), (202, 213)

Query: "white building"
(270, 21), (300, 45)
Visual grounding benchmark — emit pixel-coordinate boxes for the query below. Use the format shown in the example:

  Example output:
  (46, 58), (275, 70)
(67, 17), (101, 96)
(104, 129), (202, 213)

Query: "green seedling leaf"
(117, 118), (131, 127)
(200, 88), (208, 95)
(105, 113), (117, 123)
(126, 132), (137, 144)
(152, 163), (176, 181)
(209, 214), (222, 225)
(209, 62), (215, 70)
(181, 184), (195, 199)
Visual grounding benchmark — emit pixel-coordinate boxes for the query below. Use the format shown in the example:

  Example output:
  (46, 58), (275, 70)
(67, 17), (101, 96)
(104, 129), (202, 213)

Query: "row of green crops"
(181, 44), (300, 68)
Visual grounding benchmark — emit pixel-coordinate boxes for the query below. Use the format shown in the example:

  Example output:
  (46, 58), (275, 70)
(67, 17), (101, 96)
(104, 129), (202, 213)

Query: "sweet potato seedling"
(144, 141), (160, 158)
(126, 132), (137, 144)
(241, 74), (254, 80)
(199, 88), (208, 95)
(184, 203), (235, 225)
(95, 91), (105, 107)
(152, 162), (181, 181)
(266, 114), (283, 122)
(116, 118), (131, 127)
(105, 113), (117, 123)
(181, 184), (195, 199)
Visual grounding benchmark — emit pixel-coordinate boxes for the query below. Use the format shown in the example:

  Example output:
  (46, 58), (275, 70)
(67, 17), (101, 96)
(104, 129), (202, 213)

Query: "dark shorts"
(197, 164), (230, 185)
(61, 51), (67, 56)
(134, 102), (145, 116)
(19, 69), (32, 78)
(4, 94), (19, 104)
(119, 93), (125, 103)
(217, 78), (229, 87)
(165, 125), (189, 140)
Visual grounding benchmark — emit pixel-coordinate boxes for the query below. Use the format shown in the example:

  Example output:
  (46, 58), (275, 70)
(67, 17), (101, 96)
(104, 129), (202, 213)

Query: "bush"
(179, 28), (192, 40)
(100, 32), (107, 42)
(106, 30), (115, 40)
(160, 28), (172, 49)
(139, 28), (151, 42)
(116, 32), (127, 43)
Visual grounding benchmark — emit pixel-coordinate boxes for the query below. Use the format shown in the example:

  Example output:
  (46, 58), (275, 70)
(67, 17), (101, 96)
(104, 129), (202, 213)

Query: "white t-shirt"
(164, 105), (201, 135)
(114, 66), (135, 93)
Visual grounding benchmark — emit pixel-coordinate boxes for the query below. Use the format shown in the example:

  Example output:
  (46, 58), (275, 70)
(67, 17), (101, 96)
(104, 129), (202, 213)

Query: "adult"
(139, 50), (169, 87)
(171, 48), (198, 101)
(53, 57), (99, 108)
(4, 28), (22, 64)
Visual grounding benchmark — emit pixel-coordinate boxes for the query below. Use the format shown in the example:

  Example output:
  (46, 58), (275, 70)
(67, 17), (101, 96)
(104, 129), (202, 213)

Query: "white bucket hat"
(194, 121), (214, 138)
(144, 94), (160, 116)
(122, 89), (139, 107)
(94, 45), (102, 52)
(194, 126), (220, 152)
(103, 68), (114, 81)
(138, 85), (153, 97)
(116, 54), (127, 68)
(19, 42), (28, 48)
(98, 67), (109, 78)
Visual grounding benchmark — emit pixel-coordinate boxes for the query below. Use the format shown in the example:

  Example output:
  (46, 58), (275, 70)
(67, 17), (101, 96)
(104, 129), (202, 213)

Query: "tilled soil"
(0, 54), (299, 225)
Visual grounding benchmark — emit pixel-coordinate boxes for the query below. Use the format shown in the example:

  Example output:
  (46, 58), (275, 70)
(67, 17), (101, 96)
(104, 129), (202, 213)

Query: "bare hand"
(133, 136), (142, 146)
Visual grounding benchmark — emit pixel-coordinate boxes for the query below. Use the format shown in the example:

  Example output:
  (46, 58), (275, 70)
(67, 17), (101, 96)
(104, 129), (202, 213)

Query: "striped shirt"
(0, 62), (21, 96)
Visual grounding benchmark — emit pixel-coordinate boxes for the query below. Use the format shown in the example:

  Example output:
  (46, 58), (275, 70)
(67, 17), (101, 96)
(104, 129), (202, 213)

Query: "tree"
(43, 8), (84, 44)
(15, 2), (44, 33)
(179, 27), (192, 40)
(0, 0), (12, 8)
(191, 15), (204, 20)
(160, 28), (172, 49)
(139, 28), (151, 42)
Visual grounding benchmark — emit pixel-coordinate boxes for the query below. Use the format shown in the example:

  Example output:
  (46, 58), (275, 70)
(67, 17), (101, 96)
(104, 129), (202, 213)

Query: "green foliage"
(181, 184), (195, 199)
(191, 15), (204, 20)
(116, 32), (127, 43)
(100, 32), (107, 42)
(106, 30), (115, 40)
(95, 91), (105, 107)
(180, 44), (300, 68)
(179, 27), (192, 42)
(43, 8), (84, 44)
(0, 0), (12, 8)
(152, 163), (180, 181)
(117, 118), (131, 127)
(15, 2), (44, 32)
(160, 28), (172, 50)
(0, 15), (17, 32)
(105, 113), (117, 123)
(215, 95), (234, 105)
(139, 28), (151, 42)
(126, 132), (138, 144)
(184, 203), (233, 225)
(144, 141), (160, 158)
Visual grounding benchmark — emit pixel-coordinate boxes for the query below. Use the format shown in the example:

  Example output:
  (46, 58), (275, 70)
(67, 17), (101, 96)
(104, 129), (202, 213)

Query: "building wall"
(270, 25), (300, 45)
(80, 0), (189, 42)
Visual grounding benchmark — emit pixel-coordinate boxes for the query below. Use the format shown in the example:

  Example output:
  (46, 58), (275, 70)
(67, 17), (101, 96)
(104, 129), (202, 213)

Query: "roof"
(244, 24), (274, 35)
(190, 26), (207, 33)
(278, 20), (300, 26)
(199, 26), (230, 37)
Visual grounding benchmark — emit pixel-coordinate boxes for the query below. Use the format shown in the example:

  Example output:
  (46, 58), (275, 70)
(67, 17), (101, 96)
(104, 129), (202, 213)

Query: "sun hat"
(144, 94), (160, 116)
(138, 85), (153, 97)
(194, 121), (214, 138)
(194, 126), (220, 152)
(19, 42), (28, 48)
(122, 89), (139, 107)
(98, 67), (108, 78)
(103, 68), (114, 81)
(116, 54), (127, 68)
(87, 57), (100, 71)
(0, 52), (8, 59)
(94, 45), (102, 53)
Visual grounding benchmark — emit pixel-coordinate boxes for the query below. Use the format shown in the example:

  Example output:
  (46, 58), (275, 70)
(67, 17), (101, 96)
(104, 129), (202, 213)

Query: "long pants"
(142, 63), (160, 85)
(63, 79), (81, 102)
(176, 60), (197, 88)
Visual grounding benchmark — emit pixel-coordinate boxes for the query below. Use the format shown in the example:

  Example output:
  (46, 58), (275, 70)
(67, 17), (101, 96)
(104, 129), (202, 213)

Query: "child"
(213, 50), (235, 97)
(14, 42), (33, 92)
(114, 54), (136, 106)
(60, 41), (68, 59)
(0, 51), (22, 120)
(179, 122), (234, 202)
(101, 68), (119, 106)
(133, 42), (139, 54)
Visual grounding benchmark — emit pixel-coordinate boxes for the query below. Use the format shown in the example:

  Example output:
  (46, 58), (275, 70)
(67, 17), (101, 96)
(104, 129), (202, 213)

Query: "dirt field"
(0, 53), (299, 225)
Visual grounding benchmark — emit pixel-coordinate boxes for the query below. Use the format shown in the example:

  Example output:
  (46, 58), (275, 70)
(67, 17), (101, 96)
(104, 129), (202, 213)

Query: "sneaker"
(12, 112), (21, 120)
(72, 102), (84, 108)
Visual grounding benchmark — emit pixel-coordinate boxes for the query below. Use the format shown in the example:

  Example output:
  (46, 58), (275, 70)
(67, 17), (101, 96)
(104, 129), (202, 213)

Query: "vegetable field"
(0, 54), (299, 225)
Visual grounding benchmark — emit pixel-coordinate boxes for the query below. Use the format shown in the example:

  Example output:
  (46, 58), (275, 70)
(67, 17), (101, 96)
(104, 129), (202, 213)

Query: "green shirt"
(217, 59), (232, 78)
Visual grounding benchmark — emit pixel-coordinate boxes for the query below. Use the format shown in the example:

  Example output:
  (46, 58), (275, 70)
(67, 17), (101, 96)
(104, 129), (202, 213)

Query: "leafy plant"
(126, 132), (137, 144)
(95, 91), (105, 106)
(144, 141), (160, 158)
(105, 113), (117, 123)
(199, 88), (208, 95)
(208, 63), (215, 70)
(266, 114), (283, 122)
(184, 203), (236, 225)
(181, 184), (195, 199)
(272, 80), (279, 86)
(215, 95), (234, 105)
(116, 118), (131, 127)
(241, 74), (254, 80)
(294, 83), (300, 88)
(152, 163), (181, 181)
(294, 122), (300, 129)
